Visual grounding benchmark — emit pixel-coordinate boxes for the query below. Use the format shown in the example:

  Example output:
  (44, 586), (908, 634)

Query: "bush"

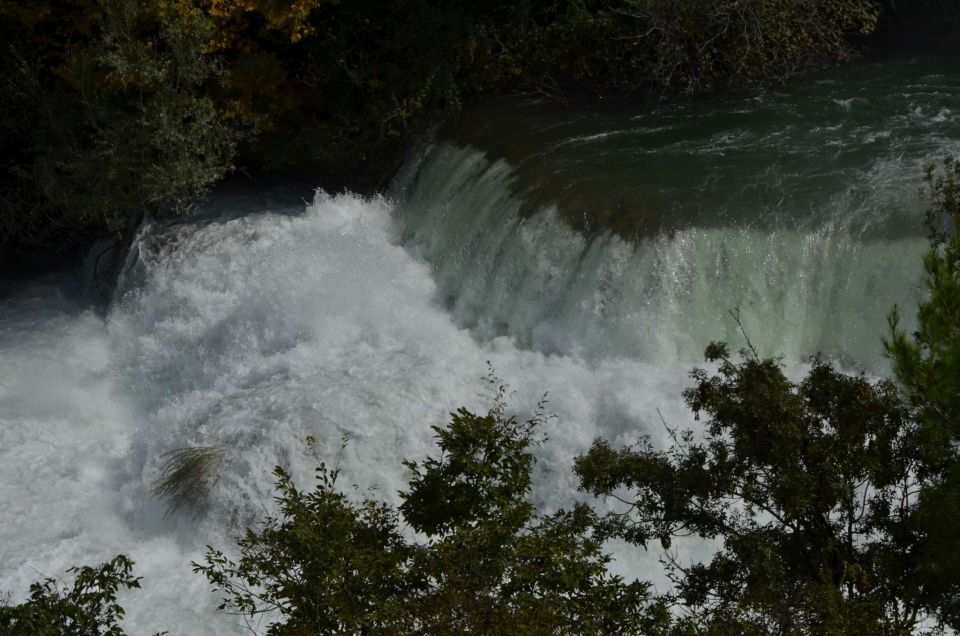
(0, 555), (153, 636)
(612, 0), (878, 93)
(477, 0), (879, 96)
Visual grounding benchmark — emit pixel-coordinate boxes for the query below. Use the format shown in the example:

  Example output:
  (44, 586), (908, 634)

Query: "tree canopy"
(577, 350), (931, 634)
(194, 386), (658, 635)
(0, 555), (149, 636)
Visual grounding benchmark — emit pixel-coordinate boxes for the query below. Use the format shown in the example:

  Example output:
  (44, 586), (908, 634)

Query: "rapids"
(1, 57), (958, 633)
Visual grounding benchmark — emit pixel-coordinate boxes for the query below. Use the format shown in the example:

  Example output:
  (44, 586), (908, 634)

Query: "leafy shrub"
(613, 0), (879, 93)
(0, 555), (153, 636)
(476, 0), (879, 96)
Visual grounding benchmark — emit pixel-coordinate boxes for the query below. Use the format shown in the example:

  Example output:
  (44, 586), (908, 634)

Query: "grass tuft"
(152, 446), (225, 516)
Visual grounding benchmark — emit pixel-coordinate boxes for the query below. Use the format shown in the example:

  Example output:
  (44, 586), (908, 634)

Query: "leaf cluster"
(0, 555), (161, 636)
(1, 0), (239, 253)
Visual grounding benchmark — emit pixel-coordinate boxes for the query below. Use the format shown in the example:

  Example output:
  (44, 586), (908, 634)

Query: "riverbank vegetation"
(0, 556), (147, 636)
(3, 160), (960, 634)
(2, 0), (955, 260)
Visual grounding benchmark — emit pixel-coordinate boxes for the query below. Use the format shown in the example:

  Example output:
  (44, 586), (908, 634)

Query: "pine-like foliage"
(152, 445), (226, 516)
(886, 157), (960, 628)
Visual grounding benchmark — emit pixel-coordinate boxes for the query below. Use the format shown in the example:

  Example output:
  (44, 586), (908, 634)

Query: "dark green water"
(446, 57), (960, 237)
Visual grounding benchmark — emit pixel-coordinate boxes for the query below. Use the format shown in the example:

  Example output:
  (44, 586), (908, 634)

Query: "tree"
(575, 344), (937, 634)
(196, 384), (660, 635)
(0, 555), (154, 636)
(0, 0), (239, 252)
(886, 157), (960, 627)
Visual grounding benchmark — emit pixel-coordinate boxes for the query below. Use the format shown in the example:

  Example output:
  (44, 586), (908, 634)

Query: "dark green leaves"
(401, 405), (539, 536)
(194, 463), (414, 635)
(0, 555), (152, 636)
(577, 353), (927, 634)
(195, 391), (659, 634)
(885, 157), (960, 628)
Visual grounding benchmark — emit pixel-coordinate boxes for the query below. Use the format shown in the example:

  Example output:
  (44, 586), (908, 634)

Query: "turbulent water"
(2, 58), (959, 634)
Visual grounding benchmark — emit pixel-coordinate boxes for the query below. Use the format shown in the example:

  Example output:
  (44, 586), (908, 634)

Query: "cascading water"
(1, 57), (958, 633)
(396, 144), (929, 365)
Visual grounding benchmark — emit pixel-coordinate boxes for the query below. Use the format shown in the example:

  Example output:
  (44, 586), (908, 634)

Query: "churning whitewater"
(1, 192), (704, 634)
(2, 57), (957, 633)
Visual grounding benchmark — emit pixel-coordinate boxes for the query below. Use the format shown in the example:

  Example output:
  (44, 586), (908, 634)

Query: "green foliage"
(400, 383), (540, 536)
(152, 445), (226, 516)
(198, 463), (415, 634)
(885, 157), (960, 628)
(1, 0), (239, 253)
(0, 555), (155, 636)
(196, 387), (659, 635)
(888, 157), (960, 439)
(576, 349), (936, 634)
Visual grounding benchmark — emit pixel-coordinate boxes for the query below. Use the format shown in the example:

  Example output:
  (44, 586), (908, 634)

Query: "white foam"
(0, 193), (708, 633)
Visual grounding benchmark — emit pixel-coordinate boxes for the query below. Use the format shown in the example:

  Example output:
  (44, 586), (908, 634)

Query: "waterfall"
(1, 192), (707, 632)
(396, 144), (928, 367)
(1, 57), (957, 633)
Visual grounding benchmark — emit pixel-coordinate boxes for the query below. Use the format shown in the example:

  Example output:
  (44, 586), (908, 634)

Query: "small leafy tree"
(576, 346), (936, 634)
(198, 462), (416, 634)
(0, 555), (153, 636)
(196, 385), (661, 635)
(399, 387), (658, 634)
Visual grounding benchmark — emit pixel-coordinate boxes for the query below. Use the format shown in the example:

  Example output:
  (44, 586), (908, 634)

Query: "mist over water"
(1, 58), (958, 633)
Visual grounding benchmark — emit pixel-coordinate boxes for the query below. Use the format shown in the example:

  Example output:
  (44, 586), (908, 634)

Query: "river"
(1, 56), (957, 633)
